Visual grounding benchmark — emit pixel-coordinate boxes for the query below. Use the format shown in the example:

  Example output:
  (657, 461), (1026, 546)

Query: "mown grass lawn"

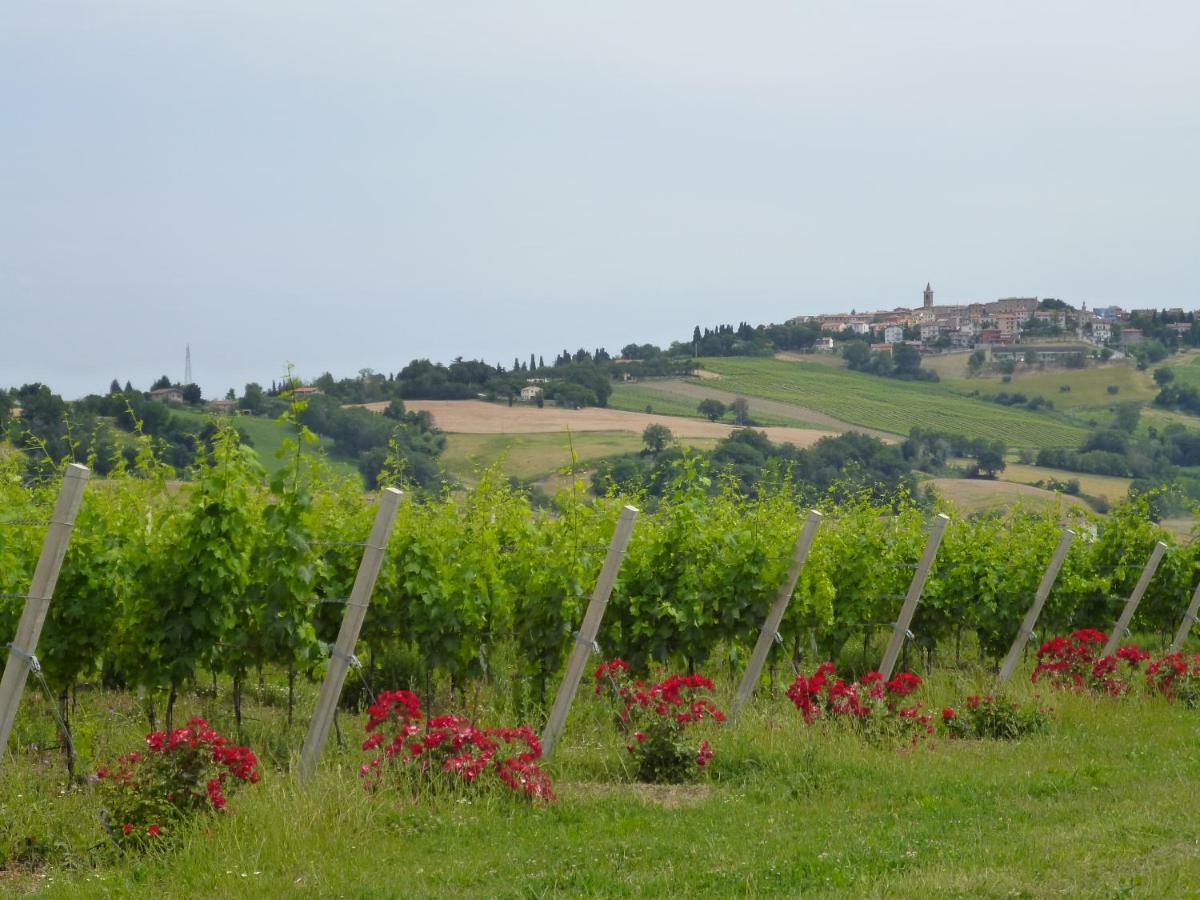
(8, 664), (1200, 897)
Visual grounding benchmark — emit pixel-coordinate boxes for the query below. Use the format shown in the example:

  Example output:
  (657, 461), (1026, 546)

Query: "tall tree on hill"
(108, 379), (122, 395)
(730, 397), (751, 425)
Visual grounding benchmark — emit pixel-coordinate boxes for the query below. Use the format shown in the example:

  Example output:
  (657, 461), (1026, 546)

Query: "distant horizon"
(5, 2), (1196, 400)
(5, 282), (1174, 402)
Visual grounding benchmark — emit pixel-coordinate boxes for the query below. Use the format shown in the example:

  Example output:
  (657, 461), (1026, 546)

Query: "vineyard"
(4, 423), (1200, 893)
(697, 357), (1091, 447)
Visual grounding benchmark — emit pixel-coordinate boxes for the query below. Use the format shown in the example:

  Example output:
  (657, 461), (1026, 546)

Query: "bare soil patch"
(360, 400), (835, 447)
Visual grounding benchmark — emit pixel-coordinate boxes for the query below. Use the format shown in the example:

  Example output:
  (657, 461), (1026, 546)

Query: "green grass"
(171, 409), (359, 480)
(610, 382), (833, 429)
(940, 363), (1157, 411)
(699, 358), (1090, 448)
(13, 662), (1200, 896)
(609, 383), (725, 420)
(442, 431), (717, 482)
(999, 462), (1132, 502)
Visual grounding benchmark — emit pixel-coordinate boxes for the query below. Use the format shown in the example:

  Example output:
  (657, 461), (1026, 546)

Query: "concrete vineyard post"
(540, 505), (638, 759)
(0, 464), (89, 767)
(1169, 577), (1200, 653)
(298, 488), (403, 782)
(732, 510), (822, 715)
(879, 513), (949, 680)
(1101, 541), (1168, 658)
(997, 528), (1075, 684)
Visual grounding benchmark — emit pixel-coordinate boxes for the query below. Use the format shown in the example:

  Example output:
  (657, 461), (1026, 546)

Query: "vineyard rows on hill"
(698, 357), (1090, 447)
(2, 421), (1193, 731)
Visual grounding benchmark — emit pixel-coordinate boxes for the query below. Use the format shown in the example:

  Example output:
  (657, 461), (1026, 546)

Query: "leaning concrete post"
(0, 464), (89, 767)
(879, 513), (950, 680)
(1169, 577), (1200, 653)
(998, 528), (1075, 684)
(298, 488), (403, 781)
(541, 505), (638, 759)
(732, 510), (822, 715)
(1102, 541), (1167, 657)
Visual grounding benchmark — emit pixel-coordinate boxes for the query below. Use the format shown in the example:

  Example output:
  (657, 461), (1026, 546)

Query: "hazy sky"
(3, 1), (1197, 398)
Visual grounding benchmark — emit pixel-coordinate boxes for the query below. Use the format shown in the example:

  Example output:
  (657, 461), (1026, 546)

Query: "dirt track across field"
(360, 400), (837, 447)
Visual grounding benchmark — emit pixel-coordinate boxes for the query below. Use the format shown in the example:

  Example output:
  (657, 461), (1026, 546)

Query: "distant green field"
(699, 357), (1090, 448)
(172, 409), (359, 480)
(608, 384), (713, 419)
(1165, 361), (1200, 387)
(1000, 462), (1132, 503)
(609, 383), (825, 428)
(939, 363), (1156, 411)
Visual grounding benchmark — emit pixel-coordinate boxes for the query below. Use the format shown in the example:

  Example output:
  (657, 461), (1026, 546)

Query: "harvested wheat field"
(359, 399), (837, 446)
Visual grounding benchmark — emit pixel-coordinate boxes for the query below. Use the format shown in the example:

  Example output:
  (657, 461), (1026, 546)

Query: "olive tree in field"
(697, 398), (726, 422)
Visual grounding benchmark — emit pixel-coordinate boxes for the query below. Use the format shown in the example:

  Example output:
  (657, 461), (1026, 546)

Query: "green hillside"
(939, 364), (1156, 411)
(697, 357), (1090, 448)
(172, 409), (359, 480)
(609, 382), (829, 428)
(443, 430), (720, 482)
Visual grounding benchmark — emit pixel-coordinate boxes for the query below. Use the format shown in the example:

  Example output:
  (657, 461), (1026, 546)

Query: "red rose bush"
(786, 663), (934, 747)
(1032, 629), (1148, 696)
(940, 694), (1051, 740)
(593, 659), (726, 783)
(96, 717), (260, 849)
(359, 690), (554, 802)
(1146, 652), (1200, 705)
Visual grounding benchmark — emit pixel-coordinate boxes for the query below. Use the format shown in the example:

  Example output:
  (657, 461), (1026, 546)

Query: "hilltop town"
(790, 283), (1193, 360)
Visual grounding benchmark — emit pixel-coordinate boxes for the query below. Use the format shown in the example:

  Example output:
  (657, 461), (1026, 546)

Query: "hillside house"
(987, 297), (1038, 317)
(1119, 328), (1145, 348)
(207, 399), (237, 415)
(1090, 321), (1112, 342)
(991, 343), (1091, 363)
(814, 337), (835, 351)
(949, 330), (973, 349)
(149, 387), (184, 404)
(883, 324), (904, 344)
(920, 323), (941, 342)
(994, 313), (1025, 338)
(520, 385), (543, 401)
(293, 386), (323, 397)
(978, 328), (1014, 345)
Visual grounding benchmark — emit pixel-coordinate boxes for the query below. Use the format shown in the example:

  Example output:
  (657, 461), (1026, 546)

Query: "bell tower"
(923, 282), (934, 309)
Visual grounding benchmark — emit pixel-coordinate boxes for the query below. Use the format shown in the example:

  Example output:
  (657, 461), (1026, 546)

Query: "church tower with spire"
(923, 282), (934, 309)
